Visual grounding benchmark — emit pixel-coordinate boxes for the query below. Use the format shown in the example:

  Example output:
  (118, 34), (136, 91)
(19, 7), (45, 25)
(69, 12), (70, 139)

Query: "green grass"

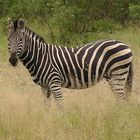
(0, 25), (140, 140)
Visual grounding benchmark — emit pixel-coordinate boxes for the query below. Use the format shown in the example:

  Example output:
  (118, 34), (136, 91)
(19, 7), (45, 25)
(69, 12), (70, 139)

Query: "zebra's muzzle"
(9, 53), (18, 66)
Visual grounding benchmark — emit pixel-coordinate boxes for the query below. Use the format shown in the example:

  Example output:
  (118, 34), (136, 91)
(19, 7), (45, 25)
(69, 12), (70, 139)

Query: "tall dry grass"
(0, 27), (140, 140)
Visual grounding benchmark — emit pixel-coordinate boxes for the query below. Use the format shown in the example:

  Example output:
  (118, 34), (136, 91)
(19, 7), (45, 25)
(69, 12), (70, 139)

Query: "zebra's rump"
(60, 40), (132, 89)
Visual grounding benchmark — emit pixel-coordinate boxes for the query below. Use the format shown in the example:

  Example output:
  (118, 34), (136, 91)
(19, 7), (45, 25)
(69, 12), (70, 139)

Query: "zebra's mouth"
(9, 53), (18, 67)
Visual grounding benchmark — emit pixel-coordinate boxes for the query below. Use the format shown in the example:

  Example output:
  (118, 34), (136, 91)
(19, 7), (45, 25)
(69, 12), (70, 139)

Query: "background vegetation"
(0, 0), (140, 45)
(0, 0), (140, 140)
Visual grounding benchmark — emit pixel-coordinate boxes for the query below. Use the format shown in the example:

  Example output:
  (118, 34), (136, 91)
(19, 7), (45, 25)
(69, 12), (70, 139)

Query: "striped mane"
(26, 27), (45, 43)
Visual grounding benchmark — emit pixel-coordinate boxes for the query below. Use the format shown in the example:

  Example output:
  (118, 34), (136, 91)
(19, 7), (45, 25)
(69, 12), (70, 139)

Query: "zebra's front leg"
(41, 87), (51, 110)
(50, 83), (63, 108)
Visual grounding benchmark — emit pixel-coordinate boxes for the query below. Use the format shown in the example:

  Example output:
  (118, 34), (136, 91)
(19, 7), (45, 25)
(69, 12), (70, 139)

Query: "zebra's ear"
(18, 18), (25, 29)
(7, 18), (12, 24)
(7, 18), (13, 28)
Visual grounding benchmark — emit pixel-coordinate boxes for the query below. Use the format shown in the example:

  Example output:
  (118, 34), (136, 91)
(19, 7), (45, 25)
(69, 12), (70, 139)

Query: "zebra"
(7, 18), (133, 108)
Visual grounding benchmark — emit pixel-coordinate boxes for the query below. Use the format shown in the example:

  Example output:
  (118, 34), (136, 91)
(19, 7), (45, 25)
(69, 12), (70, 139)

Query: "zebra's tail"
(125, 62), (134, 96)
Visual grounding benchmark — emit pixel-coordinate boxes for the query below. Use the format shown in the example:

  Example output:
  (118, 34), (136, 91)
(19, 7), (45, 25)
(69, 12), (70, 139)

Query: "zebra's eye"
(8, 38), (11, 42)
(19, 38), (22, 41)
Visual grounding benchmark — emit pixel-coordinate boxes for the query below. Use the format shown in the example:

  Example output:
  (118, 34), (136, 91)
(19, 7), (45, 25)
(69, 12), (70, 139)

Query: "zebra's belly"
(62, 81), (94, 89)
(61, 72), (95, 89)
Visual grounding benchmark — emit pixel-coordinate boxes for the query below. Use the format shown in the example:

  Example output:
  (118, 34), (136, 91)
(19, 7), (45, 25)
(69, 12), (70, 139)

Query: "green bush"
(129, 4), (140, 22)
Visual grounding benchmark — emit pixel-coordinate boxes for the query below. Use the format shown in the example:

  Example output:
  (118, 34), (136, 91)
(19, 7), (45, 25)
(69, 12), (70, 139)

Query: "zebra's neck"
(19, 28), (50, 77)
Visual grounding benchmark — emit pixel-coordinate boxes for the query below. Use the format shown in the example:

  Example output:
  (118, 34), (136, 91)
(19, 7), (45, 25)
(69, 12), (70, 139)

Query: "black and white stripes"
(7, 18), (133, 108)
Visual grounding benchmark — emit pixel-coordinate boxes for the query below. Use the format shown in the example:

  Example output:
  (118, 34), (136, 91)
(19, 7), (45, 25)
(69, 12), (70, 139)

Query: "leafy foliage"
(0, 0), (140, 44)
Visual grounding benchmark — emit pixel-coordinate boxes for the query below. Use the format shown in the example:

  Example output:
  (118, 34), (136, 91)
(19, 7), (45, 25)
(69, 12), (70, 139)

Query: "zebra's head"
(7, 18), (26, 66)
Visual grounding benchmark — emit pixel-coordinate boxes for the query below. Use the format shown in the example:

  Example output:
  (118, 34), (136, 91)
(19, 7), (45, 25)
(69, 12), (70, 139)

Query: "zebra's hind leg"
(41, 87), (51, 110)
(50, 83), (63, 109)
(106, 69), (130, 102)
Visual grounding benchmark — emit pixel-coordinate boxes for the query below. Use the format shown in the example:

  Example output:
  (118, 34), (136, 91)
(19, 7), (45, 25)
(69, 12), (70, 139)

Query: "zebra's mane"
(26, 27), (45, 43)
(13, 20), (18, 32)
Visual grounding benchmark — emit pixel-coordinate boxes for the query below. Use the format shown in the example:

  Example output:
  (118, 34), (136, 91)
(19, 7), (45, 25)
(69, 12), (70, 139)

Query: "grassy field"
(0, 26), (140, 140)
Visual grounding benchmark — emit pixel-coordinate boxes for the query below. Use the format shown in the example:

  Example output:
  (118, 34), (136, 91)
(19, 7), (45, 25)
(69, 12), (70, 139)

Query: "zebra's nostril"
(9, 56), (18, 66)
